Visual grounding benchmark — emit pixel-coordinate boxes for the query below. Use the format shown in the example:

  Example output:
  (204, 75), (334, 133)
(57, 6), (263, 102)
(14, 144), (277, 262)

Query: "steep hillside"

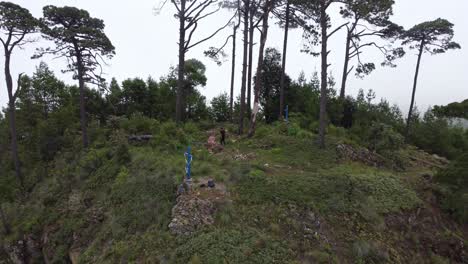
(1, 121), (467, 264)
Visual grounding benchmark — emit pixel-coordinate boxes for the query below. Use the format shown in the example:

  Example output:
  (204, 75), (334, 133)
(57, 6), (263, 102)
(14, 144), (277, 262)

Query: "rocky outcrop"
(4, 240), (25, 264)
(4, 235), (44, 264)
(336, 143), (387, 167)
(168, 195), (216, 236)
(385, 207), (467, 263)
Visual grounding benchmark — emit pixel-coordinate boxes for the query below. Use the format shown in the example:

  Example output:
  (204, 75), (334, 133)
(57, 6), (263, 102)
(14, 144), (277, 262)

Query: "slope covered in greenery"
(1, 118), (466, 264)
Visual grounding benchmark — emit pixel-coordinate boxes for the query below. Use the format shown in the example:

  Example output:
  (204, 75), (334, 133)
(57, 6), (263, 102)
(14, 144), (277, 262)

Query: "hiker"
(220, 127), (226, 145)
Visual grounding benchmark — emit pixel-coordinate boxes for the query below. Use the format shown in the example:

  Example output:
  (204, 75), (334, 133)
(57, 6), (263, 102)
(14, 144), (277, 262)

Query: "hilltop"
(1, 119), (466, 264)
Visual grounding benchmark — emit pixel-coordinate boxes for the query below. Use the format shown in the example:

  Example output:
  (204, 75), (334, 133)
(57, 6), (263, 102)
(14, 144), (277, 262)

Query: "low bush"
(172, 229), (292, 264)
(237, 165), (421, 215)
(435, 152), (468, 223)
(352, 240), (389, 264)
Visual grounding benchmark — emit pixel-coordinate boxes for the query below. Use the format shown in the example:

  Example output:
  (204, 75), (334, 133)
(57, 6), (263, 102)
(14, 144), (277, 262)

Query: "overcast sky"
(1, 0), (467, 113)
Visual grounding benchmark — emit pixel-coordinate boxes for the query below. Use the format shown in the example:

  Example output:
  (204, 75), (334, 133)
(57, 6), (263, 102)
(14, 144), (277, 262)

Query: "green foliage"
(0, 173), (17, 203)
(118, 113), (159, 135)
(259, 48), (292, 123)
(434, 99), (468, 119)
(1, 3), (466, 264)
(435, 152), (468, 223)
(237, 164), (420, 215)
(340, 0), (404, 78)
(352, 240), (389, 264)
(172, 229), (292, 264)
(109, 168), (175, 238)
(109, 130), (131, 163)
(409, 110), (468, 159)
(367, 122), (404, 153)
(120, 78), (151, 116)
(305, 250), (336, 264)
(151, 121), (192, 151)
(401, 18), (461, 55)
(37, 5), (115, 81)
(209, 92), (230, 122)
(0, 2), (38, 36)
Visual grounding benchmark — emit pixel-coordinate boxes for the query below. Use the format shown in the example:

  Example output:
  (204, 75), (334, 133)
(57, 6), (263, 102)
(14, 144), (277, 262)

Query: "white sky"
(1, 0), (467, 113)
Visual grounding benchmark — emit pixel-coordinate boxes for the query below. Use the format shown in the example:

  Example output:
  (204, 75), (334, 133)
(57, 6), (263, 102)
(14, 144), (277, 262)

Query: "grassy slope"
(1, 122), (467, 264)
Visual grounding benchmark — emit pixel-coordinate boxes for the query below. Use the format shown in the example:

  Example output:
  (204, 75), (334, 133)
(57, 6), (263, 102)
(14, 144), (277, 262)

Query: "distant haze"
(1, 0), (467, 114)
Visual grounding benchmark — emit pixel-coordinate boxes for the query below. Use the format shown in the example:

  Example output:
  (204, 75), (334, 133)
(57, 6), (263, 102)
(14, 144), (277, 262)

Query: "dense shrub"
(172, 229), (291, 264)
(410, 111), (468, 159)
(118, 113), (159, 135)
(435, 152), (468, 223)
(367, 122), (404, 153)
(209, 92), (230, 122)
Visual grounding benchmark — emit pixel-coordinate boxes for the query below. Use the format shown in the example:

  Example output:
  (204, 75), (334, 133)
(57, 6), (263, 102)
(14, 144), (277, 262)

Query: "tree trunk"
(74, 45), (89, 148)
(279, 0), (291, 120)
(339, 31), (352, 100)
(0, 204), (10, 235)
(238, 0), (250, 135)
(247, 9), (255, 113)
(405, 39), (425, 141)
(176, 0), (187, 123)
(229, 25), (237, 121)
(3, 52), (23, 189)
(318, 2), (328, 149)
(248, 1), (271, 137)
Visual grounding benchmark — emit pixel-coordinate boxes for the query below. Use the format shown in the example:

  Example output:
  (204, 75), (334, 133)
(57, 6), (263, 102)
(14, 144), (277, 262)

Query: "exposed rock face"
(385, 207), (468, 263)
(336, 143), (386, 167)
(287, 204), (328, 243)
(168, 195), (216, 236)
(4, 240), (25, 264)
(4, 235), (44, 264)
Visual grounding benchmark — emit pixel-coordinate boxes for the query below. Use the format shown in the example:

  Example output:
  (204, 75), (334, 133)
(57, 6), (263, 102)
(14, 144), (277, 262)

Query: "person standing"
(220, 127), (226, 145)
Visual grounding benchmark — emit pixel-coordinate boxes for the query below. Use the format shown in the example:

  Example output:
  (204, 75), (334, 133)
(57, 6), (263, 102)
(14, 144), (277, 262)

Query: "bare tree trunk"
(176, 0), (187, 123)
(229, 25), (237, 121)
(247, 9), (255, 113)
(318, 2), (328, 149)
(248, 1), (271, 137)
(279, 0), (290, 120)
(405, 39), (425, 141)
(3, 52), (23, 189)
(339, 31), (352, 100)
(0, 204), (10, 235)
(239, 0), (250, 135)
(74, 46), (89, 148)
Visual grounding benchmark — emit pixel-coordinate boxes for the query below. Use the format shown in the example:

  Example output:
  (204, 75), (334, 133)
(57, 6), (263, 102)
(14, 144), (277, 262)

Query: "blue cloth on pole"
(184, 146), (192, 180)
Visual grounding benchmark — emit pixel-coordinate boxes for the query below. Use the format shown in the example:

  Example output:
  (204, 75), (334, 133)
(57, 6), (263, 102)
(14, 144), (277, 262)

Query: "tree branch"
(185, 21), (198, 50)
(186, 11), (237, 50)
(327, 22), (349, 39)
(171, 0), (181, 13)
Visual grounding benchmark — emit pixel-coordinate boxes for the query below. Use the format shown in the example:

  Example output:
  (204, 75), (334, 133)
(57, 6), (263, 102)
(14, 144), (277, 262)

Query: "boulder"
(336, 143), (386, 167)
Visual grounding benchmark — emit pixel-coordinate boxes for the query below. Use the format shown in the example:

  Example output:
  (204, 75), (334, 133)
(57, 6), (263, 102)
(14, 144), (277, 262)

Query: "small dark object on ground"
(177, 184), (185, 196)
(208, 179), (215, 188)
(200, 183), (207, 188)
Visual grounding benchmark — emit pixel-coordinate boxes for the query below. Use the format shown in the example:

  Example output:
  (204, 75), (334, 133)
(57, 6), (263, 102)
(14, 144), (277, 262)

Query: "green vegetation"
(434, 99), (468, 119)
(435, 153), (468, 223)
(0, 1), (466, 263)
(1, 110), (467, 263)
